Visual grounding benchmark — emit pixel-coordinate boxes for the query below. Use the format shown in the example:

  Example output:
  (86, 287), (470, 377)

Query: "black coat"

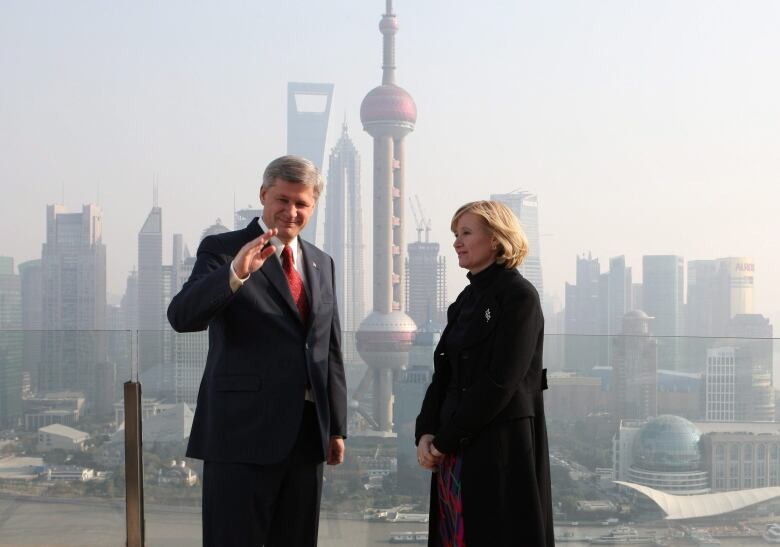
(415, 263), (554, 547)
(167, 218), (347, 465)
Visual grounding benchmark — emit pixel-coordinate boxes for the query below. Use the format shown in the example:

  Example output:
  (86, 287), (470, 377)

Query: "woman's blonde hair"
(450, 200), (529, 269)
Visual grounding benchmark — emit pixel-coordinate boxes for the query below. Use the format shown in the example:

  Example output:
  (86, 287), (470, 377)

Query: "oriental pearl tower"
(355, 0), (418, 433)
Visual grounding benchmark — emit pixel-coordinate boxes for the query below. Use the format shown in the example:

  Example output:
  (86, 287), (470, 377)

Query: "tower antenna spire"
(380, 0), (398, 85)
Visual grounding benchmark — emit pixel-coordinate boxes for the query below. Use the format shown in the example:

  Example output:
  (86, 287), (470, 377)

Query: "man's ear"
(259, 188), (266, 206)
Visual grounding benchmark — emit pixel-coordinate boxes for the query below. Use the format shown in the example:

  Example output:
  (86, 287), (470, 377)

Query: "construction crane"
(409, 197), (424, 242)
(415, 195), (432, 243)
(409, 195), (432, 243)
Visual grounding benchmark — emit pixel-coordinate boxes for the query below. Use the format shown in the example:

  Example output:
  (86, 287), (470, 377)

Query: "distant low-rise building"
(37, 424), (89, 452)
(544, 372), (606, 419)
(157, 460), (198, 486)
(111, 402), (193, 445)
(23, 391), (85, 430)
(47, 466), (95, 481)
(0, 456), (45, 482)
(614, 416), (780, 496)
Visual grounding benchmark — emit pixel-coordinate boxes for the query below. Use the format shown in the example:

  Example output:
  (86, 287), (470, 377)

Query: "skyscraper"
(612, 310), (658, 420)
(643, 255), (684, 370)
(642, 255), (684, 337)
(687, 257), (755, 337)
(0, 257), (23, 428)
(729, 314), (774, 422)
(405, 219), (446, 330)
(324, 121), (366, 336)
(18, 259), (42, 390)
(607, 256), (633, 335)
(565, 253), (602, 335)
(705, 347), (737, 422)
(564, 253), (606, 373)
(40, 204), (107, 407)
(490, 190), (544, 304)
(287, 82), (334, 245)
(120, 269), (138, 331)
(137, 202), (165, 397)
(173, 255), (204, 406)
(356, 0), (418, 432)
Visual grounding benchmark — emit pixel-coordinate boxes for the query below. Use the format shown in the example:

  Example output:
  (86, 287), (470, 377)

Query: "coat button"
(305, 343), (309, 350)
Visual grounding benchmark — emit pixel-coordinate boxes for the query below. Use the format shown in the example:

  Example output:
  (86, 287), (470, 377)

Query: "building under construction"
(405, 197), (447, 329)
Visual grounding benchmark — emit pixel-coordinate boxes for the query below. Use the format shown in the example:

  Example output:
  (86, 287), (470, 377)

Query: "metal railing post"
(124, 331), (145, 546)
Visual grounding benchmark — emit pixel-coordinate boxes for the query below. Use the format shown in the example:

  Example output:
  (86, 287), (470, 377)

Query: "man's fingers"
(247, 229), (278, 252)
(259, 244), (276, 261)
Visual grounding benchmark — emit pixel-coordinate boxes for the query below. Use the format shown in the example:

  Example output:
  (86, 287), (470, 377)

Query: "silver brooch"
(484, 308), (491, 322)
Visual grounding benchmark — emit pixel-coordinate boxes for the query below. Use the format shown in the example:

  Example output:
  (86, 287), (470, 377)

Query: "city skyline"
(3, 2), (780, 541)
(2, 1), (780, 326)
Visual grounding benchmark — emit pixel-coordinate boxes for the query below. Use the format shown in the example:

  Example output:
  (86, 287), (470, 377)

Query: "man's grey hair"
(261, 155), (324, 200)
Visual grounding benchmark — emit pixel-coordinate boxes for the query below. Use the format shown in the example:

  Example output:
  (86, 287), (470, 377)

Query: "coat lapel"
(460, 293), (499, 348)
(460, 270), (512, 348)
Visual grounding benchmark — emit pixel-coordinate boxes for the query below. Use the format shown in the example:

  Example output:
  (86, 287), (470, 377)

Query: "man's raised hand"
(232, 229), (278, 279)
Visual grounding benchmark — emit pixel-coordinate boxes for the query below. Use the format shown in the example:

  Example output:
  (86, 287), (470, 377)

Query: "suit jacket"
(415, 264), (546, 454)
(167, 218), (347, 465)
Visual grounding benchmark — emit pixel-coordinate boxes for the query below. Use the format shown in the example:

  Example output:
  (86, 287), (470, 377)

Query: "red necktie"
(281, 245), (310, 326)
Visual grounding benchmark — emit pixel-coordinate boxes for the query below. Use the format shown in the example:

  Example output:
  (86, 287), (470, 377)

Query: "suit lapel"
(245, 220), (300, 324)
(300, 239), (321, 330)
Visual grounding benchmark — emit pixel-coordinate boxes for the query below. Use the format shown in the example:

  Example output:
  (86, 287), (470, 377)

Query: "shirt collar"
(257, 217), (301, 265)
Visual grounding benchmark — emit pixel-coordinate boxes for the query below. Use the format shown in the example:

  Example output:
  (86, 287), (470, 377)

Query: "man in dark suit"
(167, 155), (347, 547)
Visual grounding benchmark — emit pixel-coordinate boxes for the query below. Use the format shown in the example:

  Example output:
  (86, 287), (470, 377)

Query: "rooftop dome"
(632, 415), (703, 473)
(360, 84), (417, 127)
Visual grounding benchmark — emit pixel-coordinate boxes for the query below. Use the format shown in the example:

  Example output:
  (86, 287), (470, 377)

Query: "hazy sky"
(2, 1), (779, 330)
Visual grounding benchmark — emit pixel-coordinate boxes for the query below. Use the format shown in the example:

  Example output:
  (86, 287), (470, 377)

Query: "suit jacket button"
(305, 343), (309, 350)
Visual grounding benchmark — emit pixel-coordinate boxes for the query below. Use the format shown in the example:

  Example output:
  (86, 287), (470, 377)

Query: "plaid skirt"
(436, 453), (466, 546)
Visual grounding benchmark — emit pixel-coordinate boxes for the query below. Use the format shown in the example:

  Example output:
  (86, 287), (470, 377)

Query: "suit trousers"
(202, 401), (325, 547)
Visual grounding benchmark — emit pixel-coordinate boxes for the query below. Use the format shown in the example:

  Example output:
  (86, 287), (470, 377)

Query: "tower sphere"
(380, 17), (399, 33)
(360, 84), (417, 130)
(356, 310), (417, 371)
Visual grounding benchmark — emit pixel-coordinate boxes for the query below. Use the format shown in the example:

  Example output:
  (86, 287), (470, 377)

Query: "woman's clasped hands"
(417, 434), (443, 471)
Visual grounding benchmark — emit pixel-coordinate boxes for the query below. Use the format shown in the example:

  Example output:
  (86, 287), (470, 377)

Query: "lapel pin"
(484, 308), (491, 322)
(312, 261), (318, 269)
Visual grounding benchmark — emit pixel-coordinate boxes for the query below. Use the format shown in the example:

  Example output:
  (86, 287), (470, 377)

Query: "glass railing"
(0, 330), (131, 546)
(1, 329), (779, 545)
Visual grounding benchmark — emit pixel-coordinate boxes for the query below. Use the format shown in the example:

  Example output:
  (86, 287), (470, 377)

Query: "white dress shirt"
(229, 217), (308, 297)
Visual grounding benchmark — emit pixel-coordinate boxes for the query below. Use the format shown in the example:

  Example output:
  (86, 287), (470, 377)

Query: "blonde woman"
(415, 201), (553, 546)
